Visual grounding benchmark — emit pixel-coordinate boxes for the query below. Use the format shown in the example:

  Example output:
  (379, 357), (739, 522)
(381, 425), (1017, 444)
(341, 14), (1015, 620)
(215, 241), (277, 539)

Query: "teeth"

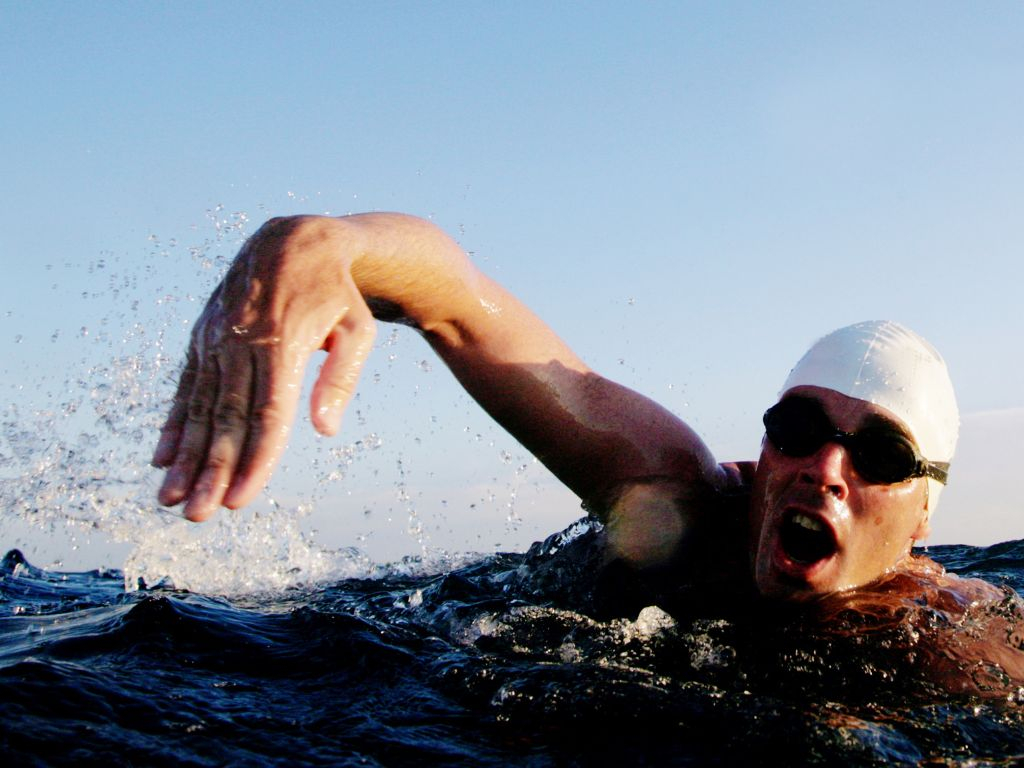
(792, 513), (824, 532)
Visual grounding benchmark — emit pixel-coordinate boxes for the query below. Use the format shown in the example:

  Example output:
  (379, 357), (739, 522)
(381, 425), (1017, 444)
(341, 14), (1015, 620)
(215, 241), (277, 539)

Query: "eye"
(766, 399), (829, 456)
(856, 430), (918, 482)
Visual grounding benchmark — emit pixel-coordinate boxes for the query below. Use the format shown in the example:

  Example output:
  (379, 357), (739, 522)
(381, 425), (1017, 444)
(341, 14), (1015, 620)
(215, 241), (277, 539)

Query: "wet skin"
(748, 385), (932, 600)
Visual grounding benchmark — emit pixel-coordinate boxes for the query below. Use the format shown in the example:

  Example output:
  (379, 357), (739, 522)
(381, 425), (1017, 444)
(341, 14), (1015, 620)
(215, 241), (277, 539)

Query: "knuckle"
(201, 453), (232, 475)
(213, 394), (248, 429)
(331, 371), (360, 393)
(248, 402), (287, 437)
(186, 399), (213, 423)
(157, 421), (181, 438)
(251, 401), (284, 424)
(171, 445), (201, 473)
(253, 216), (302, 245)
(321, 385), (353, 406)
(262, 215), (290, 230)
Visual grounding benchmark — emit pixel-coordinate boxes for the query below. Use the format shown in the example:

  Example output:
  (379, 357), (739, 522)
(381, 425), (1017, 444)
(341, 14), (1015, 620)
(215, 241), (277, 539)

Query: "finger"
(310, 299), (377, 436)
(181, 351), (255, 522)
(153, 281), (227, 467)
(157, 357), (219, 509)
(222, 344), (306, 510)
(152, 345), (200, 467)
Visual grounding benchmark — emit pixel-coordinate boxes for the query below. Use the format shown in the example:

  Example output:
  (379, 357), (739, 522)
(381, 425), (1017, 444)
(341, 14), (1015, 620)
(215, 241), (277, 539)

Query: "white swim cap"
(780, 320), (958, 512)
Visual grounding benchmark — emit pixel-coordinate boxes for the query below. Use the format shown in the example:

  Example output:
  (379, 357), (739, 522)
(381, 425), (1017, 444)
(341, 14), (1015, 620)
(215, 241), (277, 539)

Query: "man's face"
(748, 386), (931, 600)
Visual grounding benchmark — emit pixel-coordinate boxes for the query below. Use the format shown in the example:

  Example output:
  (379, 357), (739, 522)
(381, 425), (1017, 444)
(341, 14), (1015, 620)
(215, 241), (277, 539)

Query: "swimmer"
(152, 213), (1023, 690)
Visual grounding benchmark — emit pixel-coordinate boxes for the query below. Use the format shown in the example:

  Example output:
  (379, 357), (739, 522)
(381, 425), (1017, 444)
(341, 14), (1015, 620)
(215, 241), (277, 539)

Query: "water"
(4, 214), (1023, 764)
(2, 527), (1024, 766)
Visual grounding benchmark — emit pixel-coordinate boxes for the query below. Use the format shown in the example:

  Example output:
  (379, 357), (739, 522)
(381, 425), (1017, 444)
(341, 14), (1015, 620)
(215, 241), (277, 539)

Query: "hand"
(152, 216), (376, 521)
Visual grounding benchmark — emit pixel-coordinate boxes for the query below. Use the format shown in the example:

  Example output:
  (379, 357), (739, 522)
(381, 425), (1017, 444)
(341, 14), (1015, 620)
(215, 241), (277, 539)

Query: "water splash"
(0, 208), (375, 595)
(2, 204), (574, 596)
(121, 507), (372, 594)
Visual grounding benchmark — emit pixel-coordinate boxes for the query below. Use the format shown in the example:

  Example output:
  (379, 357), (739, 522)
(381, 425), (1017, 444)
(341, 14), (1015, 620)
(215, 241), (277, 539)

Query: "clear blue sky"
(1, 2), (1021, 575)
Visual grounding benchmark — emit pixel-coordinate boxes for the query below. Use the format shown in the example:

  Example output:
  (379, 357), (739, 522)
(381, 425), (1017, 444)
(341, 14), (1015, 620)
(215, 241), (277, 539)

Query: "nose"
(797, 441), (851, 499)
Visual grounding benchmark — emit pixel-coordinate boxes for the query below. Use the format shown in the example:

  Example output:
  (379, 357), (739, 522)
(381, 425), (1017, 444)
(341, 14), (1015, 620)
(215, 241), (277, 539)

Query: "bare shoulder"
(594, 461), (749, 572)
(815, 556), (1024, 699)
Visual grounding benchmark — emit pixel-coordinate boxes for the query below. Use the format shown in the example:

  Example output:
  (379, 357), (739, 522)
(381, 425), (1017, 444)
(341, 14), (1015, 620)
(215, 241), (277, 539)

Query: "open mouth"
(779, 511), (837, 564)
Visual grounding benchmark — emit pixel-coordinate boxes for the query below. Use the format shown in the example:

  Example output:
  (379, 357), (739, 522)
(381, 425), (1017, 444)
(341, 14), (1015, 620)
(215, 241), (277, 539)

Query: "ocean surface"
(2, 522), (1024, 767)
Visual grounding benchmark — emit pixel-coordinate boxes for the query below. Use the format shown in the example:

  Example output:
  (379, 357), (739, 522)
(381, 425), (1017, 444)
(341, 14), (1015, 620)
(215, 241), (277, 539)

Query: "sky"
(1, 2), (1021, 574)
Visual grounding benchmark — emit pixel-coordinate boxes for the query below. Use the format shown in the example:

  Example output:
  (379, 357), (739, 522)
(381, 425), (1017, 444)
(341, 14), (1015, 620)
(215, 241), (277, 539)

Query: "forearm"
(317, 213), (723, 502)
(292, 212), (586, 371)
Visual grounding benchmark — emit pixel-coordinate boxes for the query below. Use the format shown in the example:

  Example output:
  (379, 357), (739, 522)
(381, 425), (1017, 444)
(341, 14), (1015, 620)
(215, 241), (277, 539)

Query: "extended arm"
(153, 214), (725, 525)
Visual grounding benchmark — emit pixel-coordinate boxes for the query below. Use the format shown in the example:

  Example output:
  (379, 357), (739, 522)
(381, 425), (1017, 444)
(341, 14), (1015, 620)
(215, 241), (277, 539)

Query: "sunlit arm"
(152, 213), (725, 528)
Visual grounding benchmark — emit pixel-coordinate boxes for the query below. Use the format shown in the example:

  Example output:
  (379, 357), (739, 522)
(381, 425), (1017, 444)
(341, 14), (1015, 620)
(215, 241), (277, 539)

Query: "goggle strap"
(925, 462), (949, 485)
(764, 400), (950, 486)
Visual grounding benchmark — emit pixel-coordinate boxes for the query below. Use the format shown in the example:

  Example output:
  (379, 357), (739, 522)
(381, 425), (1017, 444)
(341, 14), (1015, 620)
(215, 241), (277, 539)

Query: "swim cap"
(780, 320), (958, 512)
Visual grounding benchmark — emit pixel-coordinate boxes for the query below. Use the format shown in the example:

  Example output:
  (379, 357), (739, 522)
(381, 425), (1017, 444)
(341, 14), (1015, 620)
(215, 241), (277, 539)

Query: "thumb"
(310, 299), (377, 436)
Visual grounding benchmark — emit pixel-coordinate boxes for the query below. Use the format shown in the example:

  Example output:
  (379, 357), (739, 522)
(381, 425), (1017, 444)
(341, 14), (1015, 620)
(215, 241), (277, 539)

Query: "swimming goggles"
(762, 396), (949, 485)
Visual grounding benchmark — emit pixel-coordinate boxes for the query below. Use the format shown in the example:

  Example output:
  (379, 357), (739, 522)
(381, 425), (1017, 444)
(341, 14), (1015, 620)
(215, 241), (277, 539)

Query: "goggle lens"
(762, 397), (948, 485)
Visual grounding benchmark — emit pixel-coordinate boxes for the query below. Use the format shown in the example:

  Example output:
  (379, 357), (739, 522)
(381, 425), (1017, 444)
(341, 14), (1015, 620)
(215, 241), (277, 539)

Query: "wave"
(3, 535), (1024, 765)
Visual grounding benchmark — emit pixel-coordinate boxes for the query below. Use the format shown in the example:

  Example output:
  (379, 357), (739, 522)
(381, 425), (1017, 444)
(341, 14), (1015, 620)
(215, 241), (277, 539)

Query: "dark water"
(3, 523), (1024, 767)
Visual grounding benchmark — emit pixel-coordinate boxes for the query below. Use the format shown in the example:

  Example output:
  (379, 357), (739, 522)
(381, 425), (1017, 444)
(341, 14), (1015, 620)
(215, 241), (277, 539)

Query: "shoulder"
(590, 463), (752, 572)
(815, 556), (1024, 697)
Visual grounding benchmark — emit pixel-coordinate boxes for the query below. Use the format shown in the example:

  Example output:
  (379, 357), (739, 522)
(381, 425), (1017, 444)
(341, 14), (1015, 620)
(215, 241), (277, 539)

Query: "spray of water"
(0, 206), (371, 593)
